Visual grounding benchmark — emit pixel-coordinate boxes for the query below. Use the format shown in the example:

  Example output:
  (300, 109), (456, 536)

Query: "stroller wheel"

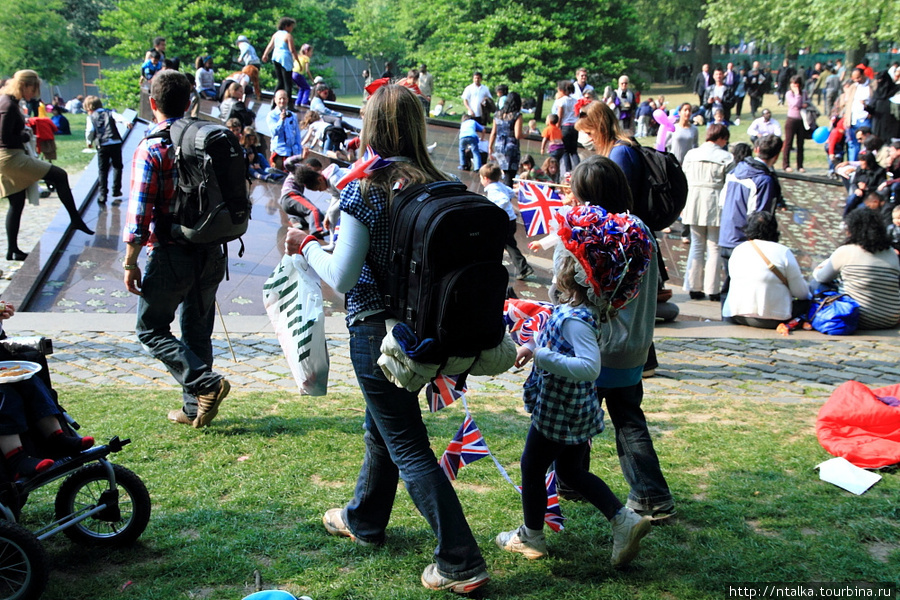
(0, 520), (47, 600)
(55, 463), (151, 547)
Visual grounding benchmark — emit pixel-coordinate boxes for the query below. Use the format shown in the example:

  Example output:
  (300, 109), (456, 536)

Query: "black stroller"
(0, 336), (151, 600)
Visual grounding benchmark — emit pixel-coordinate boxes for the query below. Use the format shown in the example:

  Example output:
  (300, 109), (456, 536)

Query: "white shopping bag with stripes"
(263, 254), (329, 395)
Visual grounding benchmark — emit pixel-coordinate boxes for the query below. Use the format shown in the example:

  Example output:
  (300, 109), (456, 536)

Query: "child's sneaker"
(610, 507), (651, 567)
(495, 525), (548, 559)
(420, 563), (490, 594)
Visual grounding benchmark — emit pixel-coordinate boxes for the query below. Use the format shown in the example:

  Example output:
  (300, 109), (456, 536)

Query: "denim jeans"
(0, 377), (60, 435)
(343, 316), (486, 579)
(458, 135), (481, 170)
(135, 244), (226, 414)
(599, 382), (673, 511)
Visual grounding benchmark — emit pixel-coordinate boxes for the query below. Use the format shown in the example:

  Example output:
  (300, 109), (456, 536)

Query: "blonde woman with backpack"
(284, 85), (490, 593)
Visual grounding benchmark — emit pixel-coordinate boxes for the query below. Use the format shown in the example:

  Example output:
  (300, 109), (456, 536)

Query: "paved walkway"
(1, 124), (896, 406)
(6, 312), (899, 405)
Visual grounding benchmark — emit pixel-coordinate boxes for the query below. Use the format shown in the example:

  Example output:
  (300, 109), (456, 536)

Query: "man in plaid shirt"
(122, 70), (230, 428)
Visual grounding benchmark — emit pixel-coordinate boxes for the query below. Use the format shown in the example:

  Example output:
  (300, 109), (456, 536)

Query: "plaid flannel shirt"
(123, 118), (180, 248)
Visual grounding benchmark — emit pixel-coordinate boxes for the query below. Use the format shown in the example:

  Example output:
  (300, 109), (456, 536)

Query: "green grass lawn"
(52, 114), (95, 175)
(21, 385), (899, 599)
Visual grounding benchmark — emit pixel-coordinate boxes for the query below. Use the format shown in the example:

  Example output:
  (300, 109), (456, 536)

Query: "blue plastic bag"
(807, 292), (860, 335)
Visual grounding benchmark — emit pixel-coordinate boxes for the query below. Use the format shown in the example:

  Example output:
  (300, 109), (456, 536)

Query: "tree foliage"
(702, 0), (900, 54)
(343, 0), (650, 102)
(0, 0), (80, 83)
(64, 0), (116, 60)
(101, 0), (330, 71)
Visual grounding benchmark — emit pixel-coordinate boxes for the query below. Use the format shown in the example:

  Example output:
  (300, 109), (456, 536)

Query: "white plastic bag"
(263, 254), (329, 395)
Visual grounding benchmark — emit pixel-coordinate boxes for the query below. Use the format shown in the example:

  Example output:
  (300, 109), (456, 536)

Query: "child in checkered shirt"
(495, 164), (657, 567)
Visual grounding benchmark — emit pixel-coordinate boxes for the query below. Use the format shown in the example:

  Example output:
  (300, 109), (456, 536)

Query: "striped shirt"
(814, 245), (900, 329)
(123, 118), (180, 248)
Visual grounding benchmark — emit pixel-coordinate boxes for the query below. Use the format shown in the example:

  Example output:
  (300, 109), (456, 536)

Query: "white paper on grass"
(815, 457), (882, 495)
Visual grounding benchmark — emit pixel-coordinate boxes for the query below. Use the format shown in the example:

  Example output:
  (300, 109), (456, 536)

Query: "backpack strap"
(748, 240), (789, 286)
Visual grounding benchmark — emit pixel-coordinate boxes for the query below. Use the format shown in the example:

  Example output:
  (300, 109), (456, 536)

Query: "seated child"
(888, 205), (900, 254)
(541, 156), (561, 184)
(526, 119), (540, 136)
(195, 55), (217, 99)
(518, 154), (549, 183)
(0, 302), (94, 479)
(48, 105), (71, 136)
(480, 163), (533, 280)
(243, 127), (284, 183)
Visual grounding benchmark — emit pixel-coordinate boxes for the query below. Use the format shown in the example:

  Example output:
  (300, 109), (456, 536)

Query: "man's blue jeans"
(458, 135), (482, 170)
(342, 316), (486, 580)
(599, 382), (673, 511)
(847, 119), (871, 162)
(135, 244), (225, 415)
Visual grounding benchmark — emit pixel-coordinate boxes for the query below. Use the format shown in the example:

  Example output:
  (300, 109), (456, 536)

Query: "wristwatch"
(122, 263), (138, 270)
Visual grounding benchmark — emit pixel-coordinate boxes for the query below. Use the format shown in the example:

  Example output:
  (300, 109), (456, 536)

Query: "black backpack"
(381, 181), (510, 365)
(89, 109), (122, 146)
(632, 143), (689, 232)
(151, 118), (251, 246)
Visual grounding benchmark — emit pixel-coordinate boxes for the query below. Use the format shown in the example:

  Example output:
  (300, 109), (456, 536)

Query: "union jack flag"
(544, 471), (565, 532)
(504, 298), (553, 346)
(517, 182), (563, 237)
(439, 415), (490, 480)
(514, 470), (565, 532)
(336, 146), (395, 190)
(426, 374), (466, 413)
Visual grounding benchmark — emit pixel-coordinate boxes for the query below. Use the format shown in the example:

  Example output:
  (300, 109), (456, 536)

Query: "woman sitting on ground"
(722, 211), (811, 328)
(812, 208), (900, 329)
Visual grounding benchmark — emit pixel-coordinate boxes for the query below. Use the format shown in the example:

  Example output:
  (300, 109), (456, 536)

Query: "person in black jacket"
(85, 95), (133, 204)
(694, 63), (711, 106)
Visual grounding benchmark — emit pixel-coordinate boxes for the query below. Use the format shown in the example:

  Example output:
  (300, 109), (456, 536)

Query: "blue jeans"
(343, 316), (485, 579)
(0, 377), (60, 435)
(459, 135), (481, 170)
(135, 244), (226, 414)
(847, 119), (871, 162)
(599, 382), (673, 511)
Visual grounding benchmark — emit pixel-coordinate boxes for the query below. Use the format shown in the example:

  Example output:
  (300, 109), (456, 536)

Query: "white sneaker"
(495, 525), (548, 559)
(610, 507), (651, 567)
(427, 142), (438, 154)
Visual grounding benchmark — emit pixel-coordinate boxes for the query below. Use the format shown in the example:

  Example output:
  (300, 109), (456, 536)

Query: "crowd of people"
(3, 28), (900, 594)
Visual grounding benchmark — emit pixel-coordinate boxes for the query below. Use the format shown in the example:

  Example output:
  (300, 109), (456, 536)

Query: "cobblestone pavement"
(15, 328), (898, 404)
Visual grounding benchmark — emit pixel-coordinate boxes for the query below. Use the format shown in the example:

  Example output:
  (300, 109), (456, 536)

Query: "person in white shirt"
(723, 211), (810, 328)
(572, 68), (594, 100)
(747, 109), (782, 143)
(462, 71), (492, 125)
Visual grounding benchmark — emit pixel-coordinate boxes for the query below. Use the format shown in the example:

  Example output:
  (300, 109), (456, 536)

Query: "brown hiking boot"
(194, 379), (230, 428)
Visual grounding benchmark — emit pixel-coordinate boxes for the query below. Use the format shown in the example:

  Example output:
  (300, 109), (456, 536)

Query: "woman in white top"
(723, 211), (810, 328)
(262, 17), (298, 106)
(813, 209), (900, 329)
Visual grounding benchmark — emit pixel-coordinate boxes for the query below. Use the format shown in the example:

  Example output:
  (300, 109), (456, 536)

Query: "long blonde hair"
(0, 70), (40, 99)
(360, 84), (446, 197)
(574, 100), (635, 157)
